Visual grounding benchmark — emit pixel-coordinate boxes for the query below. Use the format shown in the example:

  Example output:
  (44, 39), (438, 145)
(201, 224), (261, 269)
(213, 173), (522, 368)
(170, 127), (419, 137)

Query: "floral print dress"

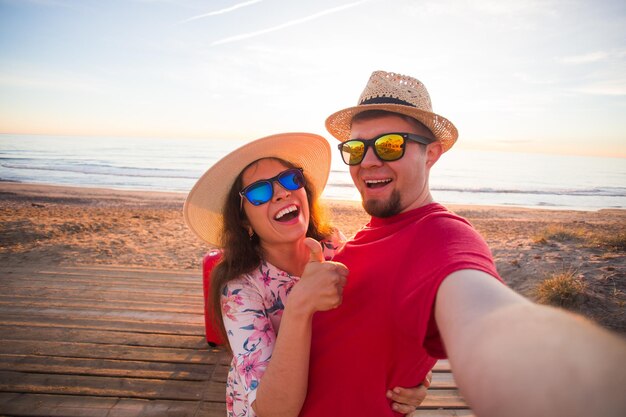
(222, 233), (345, 417)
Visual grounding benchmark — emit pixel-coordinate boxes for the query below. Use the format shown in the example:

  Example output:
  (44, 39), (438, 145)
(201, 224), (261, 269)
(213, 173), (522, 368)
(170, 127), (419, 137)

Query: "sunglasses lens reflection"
(341, 141), (365, 165)
(242, 169), (305, 206)
(340, 134), (405, 165)
(375, 134), (404, 161)
(244, 182), (272, 206)
(278, 170), (304, 191)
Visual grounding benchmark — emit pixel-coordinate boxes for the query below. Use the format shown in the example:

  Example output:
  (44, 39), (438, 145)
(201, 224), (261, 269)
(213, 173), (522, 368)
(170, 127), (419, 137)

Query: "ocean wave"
(428, 186), (626, 197)
(0, 161), (200, 180)
(322, 181), (626, 198)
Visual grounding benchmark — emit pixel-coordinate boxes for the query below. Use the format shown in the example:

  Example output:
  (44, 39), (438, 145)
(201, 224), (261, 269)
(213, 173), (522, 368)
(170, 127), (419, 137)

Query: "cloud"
(211, 0), (370, 46)
(557, 51), (611, 65)
(180, 0), (263, 23)
(0, 71), (107, 94)
(471, 0), (558, 15)
(513, 72), (555, 85)
(571, 80), (626, 96)
(406, 0), (557, 16)
(5, 0), (71, 6)
(493, 138), (534, 144)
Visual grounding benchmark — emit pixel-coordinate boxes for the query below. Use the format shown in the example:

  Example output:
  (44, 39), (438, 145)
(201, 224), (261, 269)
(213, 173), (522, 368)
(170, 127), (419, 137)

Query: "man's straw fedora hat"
(326, 70), (458, 152)
(184, 132), (331, 247)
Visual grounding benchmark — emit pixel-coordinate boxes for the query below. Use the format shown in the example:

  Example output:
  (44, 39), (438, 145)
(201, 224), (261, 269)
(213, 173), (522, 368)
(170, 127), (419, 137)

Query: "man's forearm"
(436, 270), (626, 417)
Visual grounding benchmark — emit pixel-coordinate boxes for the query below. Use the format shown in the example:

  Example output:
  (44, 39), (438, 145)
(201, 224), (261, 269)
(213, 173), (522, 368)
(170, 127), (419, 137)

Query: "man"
(299, 71), (626, 417)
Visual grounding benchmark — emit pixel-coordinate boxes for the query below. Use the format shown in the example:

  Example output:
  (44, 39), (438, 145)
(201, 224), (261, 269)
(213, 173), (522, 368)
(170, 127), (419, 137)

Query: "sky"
(0, 0), (625, 158)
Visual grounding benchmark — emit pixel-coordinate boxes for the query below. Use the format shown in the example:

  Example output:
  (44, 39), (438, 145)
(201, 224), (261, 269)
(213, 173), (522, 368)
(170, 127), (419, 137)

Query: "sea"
(1, 134), (625, 211)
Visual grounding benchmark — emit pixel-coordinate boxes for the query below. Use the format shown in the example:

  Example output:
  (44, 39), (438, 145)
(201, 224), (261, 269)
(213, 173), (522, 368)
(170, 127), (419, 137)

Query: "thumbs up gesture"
(287, 238), (349, 315)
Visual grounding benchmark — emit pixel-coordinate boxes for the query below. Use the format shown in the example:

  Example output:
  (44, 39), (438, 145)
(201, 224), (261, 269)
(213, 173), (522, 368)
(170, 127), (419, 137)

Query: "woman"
(184, 133), (431, 417)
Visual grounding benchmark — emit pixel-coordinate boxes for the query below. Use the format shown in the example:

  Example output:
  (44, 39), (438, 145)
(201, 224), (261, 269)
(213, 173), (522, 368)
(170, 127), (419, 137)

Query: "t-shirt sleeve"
(222, 277), (277, 406)
(403, 214), (502, 358)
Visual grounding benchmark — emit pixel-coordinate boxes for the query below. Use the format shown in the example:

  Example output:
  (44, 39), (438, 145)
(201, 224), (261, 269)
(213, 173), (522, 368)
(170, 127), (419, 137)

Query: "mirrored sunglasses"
(239, 168), (305, 207)
(337, 133), (436, 165)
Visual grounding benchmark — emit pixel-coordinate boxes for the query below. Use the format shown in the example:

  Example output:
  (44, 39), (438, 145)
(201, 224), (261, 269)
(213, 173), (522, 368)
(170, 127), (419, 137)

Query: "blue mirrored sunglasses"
(239, 168), (305, 207)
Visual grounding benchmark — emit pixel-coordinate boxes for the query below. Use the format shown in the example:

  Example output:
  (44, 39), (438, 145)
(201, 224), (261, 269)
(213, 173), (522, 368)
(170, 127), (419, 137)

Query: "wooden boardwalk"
(0, 265), (473, 416)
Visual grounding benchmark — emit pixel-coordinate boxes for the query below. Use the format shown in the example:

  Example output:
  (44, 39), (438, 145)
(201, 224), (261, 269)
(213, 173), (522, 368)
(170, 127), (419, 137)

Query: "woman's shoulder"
(223, 265), (263, 292)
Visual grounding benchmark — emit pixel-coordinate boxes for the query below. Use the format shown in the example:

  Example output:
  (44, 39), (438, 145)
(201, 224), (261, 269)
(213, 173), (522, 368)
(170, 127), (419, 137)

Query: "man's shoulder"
(412, 203), (474, 231)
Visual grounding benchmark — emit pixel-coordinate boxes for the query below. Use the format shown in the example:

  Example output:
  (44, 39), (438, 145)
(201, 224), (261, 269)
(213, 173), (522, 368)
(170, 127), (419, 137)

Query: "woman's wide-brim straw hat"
(184, 132), (331, 247)
(326, 71), (458, 152)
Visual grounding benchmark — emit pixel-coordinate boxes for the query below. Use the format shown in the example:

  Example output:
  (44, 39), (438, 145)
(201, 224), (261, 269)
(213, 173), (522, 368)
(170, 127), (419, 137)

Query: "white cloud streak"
(557, 51), (611, 65)
(572, 80), (626, 96)
(211, 0), (370, 46)
(180, 0), (263, 23)
(0, 71), (107, 94)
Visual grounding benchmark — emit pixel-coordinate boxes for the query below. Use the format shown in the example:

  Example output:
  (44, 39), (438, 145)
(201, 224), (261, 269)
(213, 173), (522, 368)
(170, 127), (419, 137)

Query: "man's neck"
(399, 191), (434, 215)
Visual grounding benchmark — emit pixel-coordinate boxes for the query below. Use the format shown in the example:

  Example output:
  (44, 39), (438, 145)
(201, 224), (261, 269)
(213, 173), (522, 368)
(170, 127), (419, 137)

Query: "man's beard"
(362, 189), (402, 218)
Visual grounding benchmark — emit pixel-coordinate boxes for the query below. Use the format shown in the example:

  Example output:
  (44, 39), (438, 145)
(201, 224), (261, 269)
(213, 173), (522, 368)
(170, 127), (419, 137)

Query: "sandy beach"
(1, 181), (624, 334)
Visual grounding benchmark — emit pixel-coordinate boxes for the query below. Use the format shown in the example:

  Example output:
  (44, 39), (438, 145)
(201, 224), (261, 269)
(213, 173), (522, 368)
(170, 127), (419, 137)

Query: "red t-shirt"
(300, 203), (502, 417)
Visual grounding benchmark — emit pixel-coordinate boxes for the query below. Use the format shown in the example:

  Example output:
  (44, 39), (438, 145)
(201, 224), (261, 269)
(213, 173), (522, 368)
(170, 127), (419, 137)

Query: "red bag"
(202, 249), (224, 346)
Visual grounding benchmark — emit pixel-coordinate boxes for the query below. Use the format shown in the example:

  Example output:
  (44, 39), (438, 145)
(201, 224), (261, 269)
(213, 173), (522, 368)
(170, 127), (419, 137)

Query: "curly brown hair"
(208, 157), (333, 352)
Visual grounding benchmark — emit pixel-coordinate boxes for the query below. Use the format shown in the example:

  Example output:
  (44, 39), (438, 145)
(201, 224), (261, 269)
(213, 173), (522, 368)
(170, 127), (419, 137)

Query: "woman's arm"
(386, 371), (432, 415)
(252, 238), (348, 417)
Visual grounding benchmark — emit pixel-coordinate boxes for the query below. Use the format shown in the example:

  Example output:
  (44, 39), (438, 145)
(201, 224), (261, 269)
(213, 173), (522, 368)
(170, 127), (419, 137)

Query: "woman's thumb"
(304, 237), (324, 263)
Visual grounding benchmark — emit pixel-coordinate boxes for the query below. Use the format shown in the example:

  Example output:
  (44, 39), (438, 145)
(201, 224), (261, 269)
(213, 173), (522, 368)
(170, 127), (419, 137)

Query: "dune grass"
(532, 224), (588, 244)
(533, 224), (626, 252)
(535, 269), (588, 308)
(591, 231), (626, 251)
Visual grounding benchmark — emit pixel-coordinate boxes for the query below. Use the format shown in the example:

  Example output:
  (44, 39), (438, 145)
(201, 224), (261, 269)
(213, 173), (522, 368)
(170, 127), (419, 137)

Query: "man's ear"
(426, 141), (443, 168)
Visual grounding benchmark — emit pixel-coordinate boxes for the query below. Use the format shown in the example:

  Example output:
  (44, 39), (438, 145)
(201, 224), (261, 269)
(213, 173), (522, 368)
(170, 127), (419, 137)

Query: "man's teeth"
(275, 205), (298, 220)
(365, 179), (391, 186)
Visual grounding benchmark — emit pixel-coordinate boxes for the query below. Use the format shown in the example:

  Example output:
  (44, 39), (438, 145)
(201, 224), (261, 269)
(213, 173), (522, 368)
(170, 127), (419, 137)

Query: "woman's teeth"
(275, 205), (299, 221)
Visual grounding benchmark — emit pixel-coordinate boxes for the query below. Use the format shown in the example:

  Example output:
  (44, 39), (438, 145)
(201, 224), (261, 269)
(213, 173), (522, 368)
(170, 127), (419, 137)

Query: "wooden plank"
(44, 265), (201, 277)
(0, 296), (203, 314)
(2, 275), (201, 290)
(413, 411), (473, 416)
(0, 306), (204, 326)
(1, 281), (203, 297)
(429, 372), (457, 389)
(0, 371), (225, 402)
(0, 355), (215, 381)
(1, 270), (201, 290)
(0, 325), (208, 348)
(1, 287), (204, 305)
(0, 314), (205, 335)
(195, 400), (228, 417)
(2, 268), (200, 281)
(1, 266), (200, 279)
(0, 375), (466, 410)
(0, 340), (219, 364)
(434, 360), (451, 372)
(419, 389), (468, 408)
(0, 393), (226, 417)
(0, 392), (123, 417)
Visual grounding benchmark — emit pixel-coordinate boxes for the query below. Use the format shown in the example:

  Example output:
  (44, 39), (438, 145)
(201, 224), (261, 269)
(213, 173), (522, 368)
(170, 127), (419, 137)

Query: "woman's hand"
(288, 238), (348, 315)
(386, 371), (432, 415)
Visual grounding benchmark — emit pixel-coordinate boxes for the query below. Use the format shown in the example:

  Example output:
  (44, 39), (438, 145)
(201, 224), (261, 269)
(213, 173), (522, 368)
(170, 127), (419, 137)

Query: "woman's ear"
(240, 219), (253, 238)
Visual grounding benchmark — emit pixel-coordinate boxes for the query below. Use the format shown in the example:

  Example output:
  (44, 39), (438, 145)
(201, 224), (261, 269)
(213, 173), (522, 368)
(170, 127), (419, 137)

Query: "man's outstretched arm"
(435, 269), (626, 417)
